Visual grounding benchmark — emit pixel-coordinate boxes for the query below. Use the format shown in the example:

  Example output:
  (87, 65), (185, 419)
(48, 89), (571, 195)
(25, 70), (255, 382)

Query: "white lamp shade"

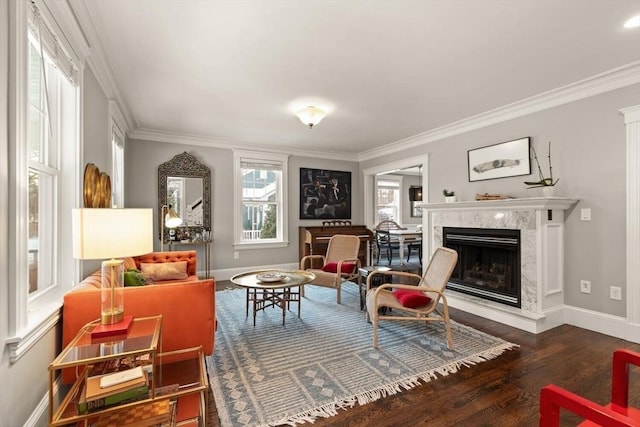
(296, 106), (326, 128)
(72, 208), (153, 260)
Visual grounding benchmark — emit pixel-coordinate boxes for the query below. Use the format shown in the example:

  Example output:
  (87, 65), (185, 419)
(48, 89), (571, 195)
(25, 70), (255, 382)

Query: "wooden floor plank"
(207, 282), (640, 426)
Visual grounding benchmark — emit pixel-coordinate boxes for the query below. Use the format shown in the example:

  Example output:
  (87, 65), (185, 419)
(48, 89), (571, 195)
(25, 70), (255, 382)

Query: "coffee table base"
(245, 286), (301, 326)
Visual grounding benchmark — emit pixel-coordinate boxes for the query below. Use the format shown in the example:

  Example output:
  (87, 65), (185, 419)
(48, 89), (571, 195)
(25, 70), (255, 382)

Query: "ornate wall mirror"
(158, 152), (211, 241)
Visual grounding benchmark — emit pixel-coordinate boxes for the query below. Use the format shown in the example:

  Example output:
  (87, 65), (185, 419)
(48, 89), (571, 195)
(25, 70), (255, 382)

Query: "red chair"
(539, 349), (640, 426)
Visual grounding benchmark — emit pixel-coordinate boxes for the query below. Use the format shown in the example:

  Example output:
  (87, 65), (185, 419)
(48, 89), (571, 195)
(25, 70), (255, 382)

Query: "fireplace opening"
(443, 227), (521, 308)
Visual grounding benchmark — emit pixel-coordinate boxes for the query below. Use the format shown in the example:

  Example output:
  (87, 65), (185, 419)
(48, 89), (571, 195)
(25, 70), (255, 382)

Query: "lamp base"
(101, 307), (125, 325)
(91, 314), (133, 339)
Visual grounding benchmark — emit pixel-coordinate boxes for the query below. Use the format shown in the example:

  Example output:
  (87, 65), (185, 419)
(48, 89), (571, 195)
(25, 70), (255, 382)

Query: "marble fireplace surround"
(423, 197), (578, 334)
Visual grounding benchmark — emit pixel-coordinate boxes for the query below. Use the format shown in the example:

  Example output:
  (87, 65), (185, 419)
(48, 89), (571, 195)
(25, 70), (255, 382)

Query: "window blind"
(27, 0), (79, 85)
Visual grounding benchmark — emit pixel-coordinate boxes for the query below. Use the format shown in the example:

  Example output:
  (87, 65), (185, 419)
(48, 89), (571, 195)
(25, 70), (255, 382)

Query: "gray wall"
(361, 84), (640, 317)
(125, 140), (361, 270)
(80, 67), (111, 278)
(127, 85), (639, 318)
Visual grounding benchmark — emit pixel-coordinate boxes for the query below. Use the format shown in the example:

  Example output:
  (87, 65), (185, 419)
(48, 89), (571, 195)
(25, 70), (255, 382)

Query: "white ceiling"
(79, 0), (640, 157)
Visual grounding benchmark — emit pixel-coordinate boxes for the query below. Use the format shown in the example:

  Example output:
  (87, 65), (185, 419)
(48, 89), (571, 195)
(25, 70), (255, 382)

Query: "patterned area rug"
(207, 284), (517, 427)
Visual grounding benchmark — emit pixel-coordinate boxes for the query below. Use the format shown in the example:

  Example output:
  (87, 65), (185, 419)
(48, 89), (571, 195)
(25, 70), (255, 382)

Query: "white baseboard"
(563, 305), (640, 344)
(28, 375), (61, 427)
(449, 293), (639, 343)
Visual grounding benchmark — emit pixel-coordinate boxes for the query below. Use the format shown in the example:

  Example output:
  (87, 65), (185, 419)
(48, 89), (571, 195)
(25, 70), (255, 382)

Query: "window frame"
(109, 100), (127, 208)
(6, 0), (82, 363)
(375, 175), (403, 224)
(233, 150), (289, 250)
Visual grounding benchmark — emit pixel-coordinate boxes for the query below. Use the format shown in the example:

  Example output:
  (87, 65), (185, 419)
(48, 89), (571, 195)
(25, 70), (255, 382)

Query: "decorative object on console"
(160, 204), (183, 251)
(72, 208), (153, 328)
(296, 105), (326, 128)
(524, 140), (559, 193)
(443, 189), (456, 203)
(468, 137), (531, 182)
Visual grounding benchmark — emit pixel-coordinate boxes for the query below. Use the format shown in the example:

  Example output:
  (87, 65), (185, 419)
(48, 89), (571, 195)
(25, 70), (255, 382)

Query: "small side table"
(359, 266), (392, 310)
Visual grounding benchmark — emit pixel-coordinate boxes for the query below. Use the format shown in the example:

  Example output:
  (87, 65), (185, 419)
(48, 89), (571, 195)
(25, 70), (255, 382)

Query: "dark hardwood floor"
(208, 280), (640, 427)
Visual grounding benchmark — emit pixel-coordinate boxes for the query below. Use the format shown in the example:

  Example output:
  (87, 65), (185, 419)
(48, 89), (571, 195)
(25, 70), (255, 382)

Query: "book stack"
(78, 366), (150, 414)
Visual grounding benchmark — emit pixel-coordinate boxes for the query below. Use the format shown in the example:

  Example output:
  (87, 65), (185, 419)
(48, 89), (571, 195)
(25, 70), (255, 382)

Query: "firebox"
(443, 227), (521, 308)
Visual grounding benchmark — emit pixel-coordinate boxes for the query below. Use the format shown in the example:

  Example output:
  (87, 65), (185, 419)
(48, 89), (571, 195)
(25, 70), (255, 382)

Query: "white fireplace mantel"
(423, 196), (579, 212)
(422, 196), (579, 334)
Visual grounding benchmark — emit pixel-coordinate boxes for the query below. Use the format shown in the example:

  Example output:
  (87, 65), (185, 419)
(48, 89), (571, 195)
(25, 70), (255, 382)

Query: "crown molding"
(129, 129), (360, 161)
(64, 0), (639, 163)
(67, 0), (136, 132)
(359, 61), (640, 162)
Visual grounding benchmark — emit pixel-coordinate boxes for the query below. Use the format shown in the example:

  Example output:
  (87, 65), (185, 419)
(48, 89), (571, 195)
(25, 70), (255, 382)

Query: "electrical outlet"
(580, 280), (591, 294)
(234, 251), (240, 260)
(610, 286), (622, 301)
(580, 208), (591, 221)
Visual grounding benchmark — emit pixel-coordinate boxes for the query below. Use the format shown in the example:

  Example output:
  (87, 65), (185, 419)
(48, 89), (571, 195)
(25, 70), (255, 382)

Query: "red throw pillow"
(321, 262), (356, 274)
(392, 289), (432, 308)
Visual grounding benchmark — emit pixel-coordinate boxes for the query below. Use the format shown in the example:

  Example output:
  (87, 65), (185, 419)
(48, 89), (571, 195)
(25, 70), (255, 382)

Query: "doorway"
(363, 156), (429, 229)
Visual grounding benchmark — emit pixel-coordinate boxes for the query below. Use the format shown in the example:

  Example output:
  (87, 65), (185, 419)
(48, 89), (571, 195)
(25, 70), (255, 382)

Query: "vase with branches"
(524, 141), (559, 189)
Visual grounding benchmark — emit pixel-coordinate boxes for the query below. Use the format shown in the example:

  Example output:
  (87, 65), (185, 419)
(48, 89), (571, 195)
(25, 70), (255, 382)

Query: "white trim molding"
(5, 307), (61, 363)
(131, 128), (359, 161)
(362, 155), (430, 229)
(360, 61), (640, 161)
(621, 104), (640, 343)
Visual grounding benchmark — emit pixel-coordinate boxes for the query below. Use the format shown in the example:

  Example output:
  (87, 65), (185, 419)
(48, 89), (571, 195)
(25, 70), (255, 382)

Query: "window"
(7, 0), (81, 361)
(233, 150), (289, 249)
(27, 32), (61, 295)
(376, 177), (401, 223)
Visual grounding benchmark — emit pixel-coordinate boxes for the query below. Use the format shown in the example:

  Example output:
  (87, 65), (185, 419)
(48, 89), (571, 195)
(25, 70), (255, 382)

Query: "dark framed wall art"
(300, 168), (351, 219)
(468, 137), (531, 182)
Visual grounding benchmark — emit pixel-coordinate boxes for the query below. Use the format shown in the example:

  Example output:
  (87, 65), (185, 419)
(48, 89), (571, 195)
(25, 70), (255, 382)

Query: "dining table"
(387, 229), (422, 265)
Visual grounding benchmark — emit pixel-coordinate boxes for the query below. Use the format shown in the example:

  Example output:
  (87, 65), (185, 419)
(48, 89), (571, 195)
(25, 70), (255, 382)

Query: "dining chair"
(405, 238), (422, 264)
(365, 247), (458, 349)
(374, 230), (401, 265)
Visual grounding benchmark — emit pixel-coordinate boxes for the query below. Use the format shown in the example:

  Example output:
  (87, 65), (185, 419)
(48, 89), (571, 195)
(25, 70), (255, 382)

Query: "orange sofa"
(62, 250), (215, 384)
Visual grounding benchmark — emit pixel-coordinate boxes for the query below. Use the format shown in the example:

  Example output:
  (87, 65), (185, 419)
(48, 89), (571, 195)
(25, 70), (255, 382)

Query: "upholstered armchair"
(300, 234), (361, 304)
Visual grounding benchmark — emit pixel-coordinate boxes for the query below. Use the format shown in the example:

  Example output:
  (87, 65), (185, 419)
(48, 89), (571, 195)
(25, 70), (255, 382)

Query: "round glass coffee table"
(230, 270), (316, 326)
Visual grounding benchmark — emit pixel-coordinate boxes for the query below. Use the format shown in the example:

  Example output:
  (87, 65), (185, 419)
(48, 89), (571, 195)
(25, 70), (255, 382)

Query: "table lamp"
(72, 208), (153, 327)
(161, 204), (183, 251)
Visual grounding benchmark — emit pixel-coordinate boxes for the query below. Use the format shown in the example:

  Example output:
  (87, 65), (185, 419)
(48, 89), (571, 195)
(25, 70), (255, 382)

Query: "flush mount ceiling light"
(624, 15), (640, 28)
(296, 106), (326, 129)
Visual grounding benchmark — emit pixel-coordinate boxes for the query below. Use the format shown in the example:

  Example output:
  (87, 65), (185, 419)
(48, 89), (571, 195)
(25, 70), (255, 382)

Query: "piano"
(299, 221), (374, 268)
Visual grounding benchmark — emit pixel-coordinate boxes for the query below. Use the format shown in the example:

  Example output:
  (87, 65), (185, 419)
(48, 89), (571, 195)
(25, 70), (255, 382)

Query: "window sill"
(234, 240), (289, 251)
(6, 298), (63, 363)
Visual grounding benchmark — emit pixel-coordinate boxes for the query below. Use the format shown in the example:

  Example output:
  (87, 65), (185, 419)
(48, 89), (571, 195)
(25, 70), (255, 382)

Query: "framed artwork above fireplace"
(468, 137), (531, 182)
